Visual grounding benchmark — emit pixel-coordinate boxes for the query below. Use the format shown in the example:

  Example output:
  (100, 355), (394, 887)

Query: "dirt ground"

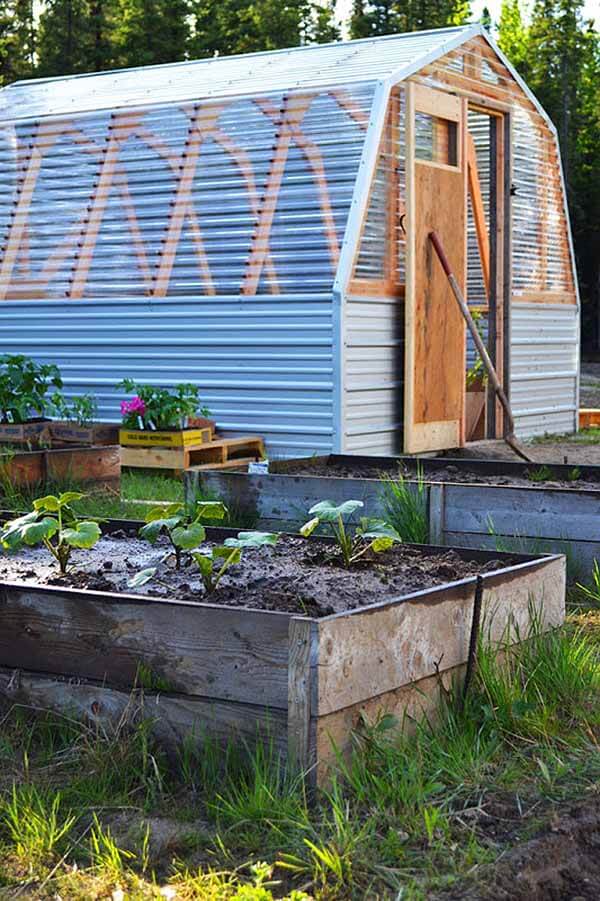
(0, 532), (510, 616)
(436, 796), (600, 901)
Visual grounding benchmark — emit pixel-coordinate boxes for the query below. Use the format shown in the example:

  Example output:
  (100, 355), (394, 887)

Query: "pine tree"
(0, 0), (36, 84)
(348, 0), (471, 40)
(37, 0), (119, 75)
(114, 0), (192, 68)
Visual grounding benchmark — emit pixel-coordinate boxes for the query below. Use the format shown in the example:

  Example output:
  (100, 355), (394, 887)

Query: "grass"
(0, 613), (599, 898)
(533, 427), (600, 446)
(378, 466), (429, 544)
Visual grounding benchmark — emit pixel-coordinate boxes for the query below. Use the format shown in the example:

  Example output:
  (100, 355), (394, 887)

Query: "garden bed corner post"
(287, 617), (318, 780)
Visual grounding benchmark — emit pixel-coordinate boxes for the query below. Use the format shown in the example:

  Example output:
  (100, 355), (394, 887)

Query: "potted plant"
(49, 393), (120, 447)
(118, 380), (214, 448)
(0, 354), (62, 444)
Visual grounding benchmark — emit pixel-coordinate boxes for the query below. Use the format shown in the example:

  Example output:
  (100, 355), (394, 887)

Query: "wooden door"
(404, 83), (467, 453)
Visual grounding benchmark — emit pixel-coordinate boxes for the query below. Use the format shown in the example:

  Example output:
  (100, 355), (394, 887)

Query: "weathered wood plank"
(0, 583), (291, 709)
(0, 668), (287, 754)
(443, 484), (600, 542)
(287, 618), (317, 772)
(315, 556), (564, 716)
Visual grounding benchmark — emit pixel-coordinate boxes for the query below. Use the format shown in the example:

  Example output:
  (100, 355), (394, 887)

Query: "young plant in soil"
(300, 500), (401, 567)
(50, 392), (98, 427)
(137, 500), (226, 571)
(119, 379), (209, 430)
(192, 531), (279, 594)
(0, 492), (101, 574)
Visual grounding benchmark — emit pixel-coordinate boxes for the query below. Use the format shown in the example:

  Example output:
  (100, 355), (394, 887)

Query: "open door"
(404, 83), (467, 453)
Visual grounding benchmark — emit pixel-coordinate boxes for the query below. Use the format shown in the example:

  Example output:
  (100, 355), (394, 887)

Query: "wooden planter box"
(50, 421), (120, 447)
(0, 445), (120, 493)
(0, 529), (564, 786)
(0, 419), (51, 445)
(120, 427), (212, 448)
(185, 454), (600, 581)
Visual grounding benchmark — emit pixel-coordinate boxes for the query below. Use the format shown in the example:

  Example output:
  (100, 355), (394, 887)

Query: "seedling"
(51, 392), (98, 427)
(527, 465), (553, 483)
(192, 531), (279, 594)
(0, 492), (101, 574)
(300, 500), (400, 567)
(567, 466), (581, 482)
(138, 500), (226, 569)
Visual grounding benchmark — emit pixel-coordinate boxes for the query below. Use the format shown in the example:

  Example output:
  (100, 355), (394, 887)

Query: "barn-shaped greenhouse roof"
(0, 23), (548, 127)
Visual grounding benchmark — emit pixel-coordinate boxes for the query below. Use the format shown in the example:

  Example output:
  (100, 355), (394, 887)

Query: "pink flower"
(121, 396), (146, 417)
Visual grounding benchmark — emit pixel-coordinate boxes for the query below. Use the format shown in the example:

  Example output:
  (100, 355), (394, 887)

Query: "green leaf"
(370, 536), (394, 553)
(61, 521), (101, 549)
(300, 517), (320, 538)
(0, 511), (40, 548)
(359, 519), (401, 543)
(213, 545), (242, 564)
(308, 500), (363, 522)
(195, 501), (227, 521)
(172, 522), (206, 549)
(191, 551), (214, 578)
(33, 494), (61, 512)
(223, 531), (278, 549)
(139, 517), (181, 543)
(21, 517), (59, 545)
(145, 503), (183, 523)
(58, 491), (85, 507)
(128, 567), (157, 588)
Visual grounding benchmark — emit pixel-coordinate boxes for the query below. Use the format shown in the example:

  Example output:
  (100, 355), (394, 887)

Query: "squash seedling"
(0, 492), (101, 574)
(192, 531), (279, 594)
(138, 500), (226, 570)
(300, 500), (401, 567)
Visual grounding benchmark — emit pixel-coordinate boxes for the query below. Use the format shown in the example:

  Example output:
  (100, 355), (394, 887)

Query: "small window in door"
(415, 112), (459, 167)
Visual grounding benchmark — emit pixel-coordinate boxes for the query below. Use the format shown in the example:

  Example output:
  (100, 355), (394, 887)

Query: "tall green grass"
(378, 465), (429, 543)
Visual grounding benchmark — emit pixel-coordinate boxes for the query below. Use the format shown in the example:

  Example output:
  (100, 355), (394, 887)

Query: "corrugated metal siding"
(0, 295), (336, 457)
(0, 27), (473, 121)
(343, 294), (403, 454)
(511, 303), (578, 437)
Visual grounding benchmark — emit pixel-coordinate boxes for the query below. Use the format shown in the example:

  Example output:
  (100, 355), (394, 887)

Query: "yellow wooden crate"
(119, 427), (211, 448)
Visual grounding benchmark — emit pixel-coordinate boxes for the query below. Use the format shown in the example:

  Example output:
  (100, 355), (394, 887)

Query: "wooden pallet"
(121, 436), (265, 472)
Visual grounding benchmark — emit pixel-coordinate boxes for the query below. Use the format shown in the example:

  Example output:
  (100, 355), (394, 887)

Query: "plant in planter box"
(51, 392), (98, 427)
(119, 380), (209, 431)
(300, 500), (401, 567)
(0, 354), (63, 424)
(192, 531), (279, 594)
(136, 500), (227, 572)
(0, 492), (101, 574)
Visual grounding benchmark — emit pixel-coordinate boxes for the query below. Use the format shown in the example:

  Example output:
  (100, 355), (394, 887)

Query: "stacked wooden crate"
(120, 422), (265, 473)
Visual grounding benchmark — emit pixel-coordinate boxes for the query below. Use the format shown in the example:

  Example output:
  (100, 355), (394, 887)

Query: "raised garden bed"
(0, 516), (564, 784)
(0, 444), (120, 493)
(185, 454), (600, 580)
(50, 421), (120, 447)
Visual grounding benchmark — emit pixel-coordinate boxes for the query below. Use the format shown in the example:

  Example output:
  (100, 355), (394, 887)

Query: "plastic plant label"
(248, 460), (269, 475)
(137, 415), (144, 430)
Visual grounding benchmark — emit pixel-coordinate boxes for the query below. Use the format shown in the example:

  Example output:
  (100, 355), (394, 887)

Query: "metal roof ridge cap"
(381, 23), (482, 88)
(4, 25), (475, 90)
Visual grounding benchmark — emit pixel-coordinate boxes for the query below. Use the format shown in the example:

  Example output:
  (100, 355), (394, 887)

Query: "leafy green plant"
(51, 392), (98, 426)
(0, 492), (101, 574)
(465, 310), (488, 389)
(379, 465), (429, 543)
(300, 500), (400, 567)
(133, 500), (227, 579)
(527, 464), (554, 483)
(119, 379), (209, 430)
(192, 531), (279, 594)
(567, 466), (582, 482)
(0, 354), (63, 423)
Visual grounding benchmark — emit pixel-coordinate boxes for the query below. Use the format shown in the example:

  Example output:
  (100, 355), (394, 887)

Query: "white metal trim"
(382, 24), (481, 90)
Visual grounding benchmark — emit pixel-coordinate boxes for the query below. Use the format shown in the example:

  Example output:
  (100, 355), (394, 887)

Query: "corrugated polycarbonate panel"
(0, 296), (336, 457)
(0, 27), (472, 122)
(512, 108), (574, 295)
(343, 294), (403, 454)
(511, 303), (578, 437)
(0, 84), (373, 298)
(466, 110), (490, 309)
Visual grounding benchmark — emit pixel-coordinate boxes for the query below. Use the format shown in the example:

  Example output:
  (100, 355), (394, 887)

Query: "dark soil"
(0, 533), (511, 616)
(278, 458), (600, 491)
(436, 797), (600, 901)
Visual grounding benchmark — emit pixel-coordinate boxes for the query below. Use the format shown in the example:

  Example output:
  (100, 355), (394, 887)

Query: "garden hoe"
(428, 230), (533, 464)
